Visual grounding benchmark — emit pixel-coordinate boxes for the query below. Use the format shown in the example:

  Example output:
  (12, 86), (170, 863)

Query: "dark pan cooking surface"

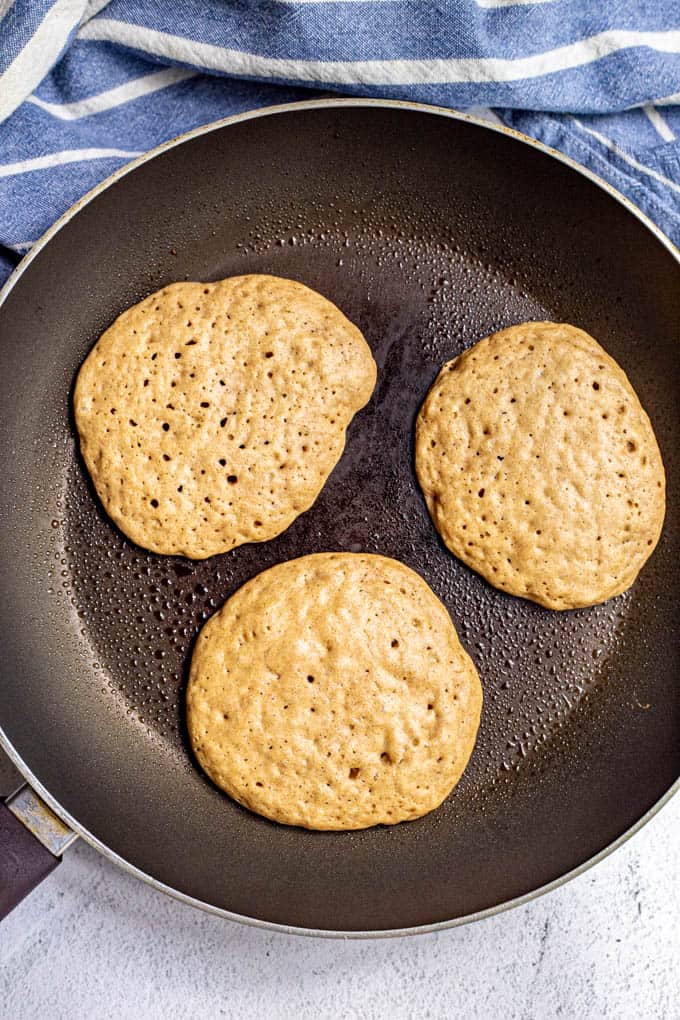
(0, 103), (678, 933)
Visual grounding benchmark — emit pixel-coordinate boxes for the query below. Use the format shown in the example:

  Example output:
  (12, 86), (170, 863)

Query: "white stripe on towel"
(28, 67), (197, 120)
(642, 103), (676, 141)
(77, 21), (680, 87)
(0, 147), (141, 178)
(475, 0), (553, 8)
(0, 0), (87, 123)
(0, 1), (16, 23)
(571, 117), (680, 194)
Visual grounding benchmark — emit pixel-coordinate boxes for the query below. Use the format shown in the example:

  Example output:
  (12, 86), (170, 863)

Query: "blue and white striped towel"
(1, 1), (679, 284)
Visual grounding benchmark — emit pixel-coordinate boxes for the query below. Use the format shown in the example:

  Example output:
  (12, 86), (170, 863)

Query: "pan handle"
(0, 785), (77, 920)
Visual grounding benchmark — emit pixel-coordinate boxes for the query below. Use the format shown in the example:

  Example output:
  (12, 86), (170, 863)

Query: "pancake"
(187, 553), (482, 830)
(416, 321), (665, 610)
(74, 275), (376, 558)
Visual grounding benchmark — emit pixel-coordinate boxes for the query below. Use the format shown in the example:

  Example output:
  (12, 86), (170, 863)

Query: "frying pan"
(0, 100), (677, 936)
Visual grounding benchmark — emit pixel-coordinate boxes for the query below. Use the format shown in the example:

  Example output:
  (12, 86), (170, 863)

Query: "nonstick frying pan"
(0, 100), (678, 936)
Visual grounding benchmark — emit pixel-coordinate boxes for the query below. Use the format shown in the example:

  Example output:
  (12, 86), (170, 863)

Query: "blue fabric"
(1, 1), (679, 284)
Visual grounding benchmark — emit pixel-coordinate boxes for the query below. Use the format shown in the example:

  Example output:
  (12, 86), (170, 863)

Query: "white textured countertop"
(0, 777), (677, 1019)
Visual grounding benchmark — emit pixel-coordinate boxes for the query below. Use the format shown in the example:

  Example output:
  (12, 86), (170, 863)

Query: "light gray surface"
(0, 789), (678, 1020)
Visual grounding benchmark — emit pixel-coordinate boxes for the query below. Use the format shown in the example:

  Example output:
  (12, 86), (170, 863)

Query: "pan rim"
(0, 97), (677, 938)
